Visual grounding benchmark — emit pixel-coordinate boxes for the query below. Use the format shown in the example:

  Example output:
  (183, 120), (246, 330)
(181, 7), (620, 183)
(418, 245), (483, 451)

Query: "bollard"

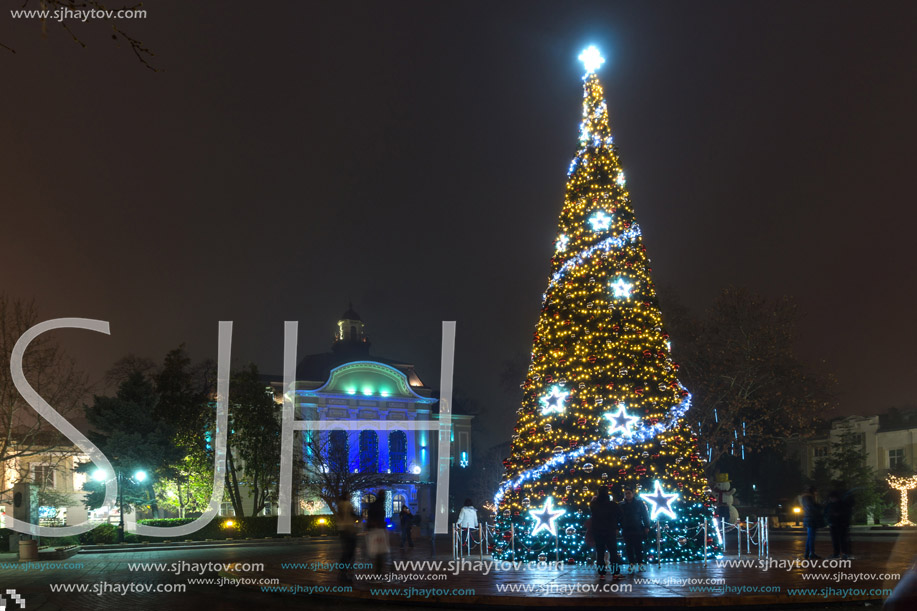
(19, 538), (38, 561)
(510, 522), (515, 559)
(656, 522), (661, 565)
(703, 518), (708, 565)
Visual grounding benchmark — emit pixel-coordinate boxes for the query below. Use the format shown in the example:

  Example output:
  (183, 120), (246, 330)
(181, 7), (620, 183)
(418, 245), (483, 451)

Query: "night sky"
(3, 1), (916, 451)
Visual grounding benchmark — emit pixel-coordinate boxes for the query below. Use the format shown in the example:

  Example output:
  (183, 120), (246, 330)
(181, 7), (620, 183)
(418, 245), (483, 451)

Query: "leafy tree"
(663, 287), (835, 473)
(224, 365), (280, 517)
(151, 347), (216, 517)
(814, 422), (884, 523)
(80, 371), (181, 514)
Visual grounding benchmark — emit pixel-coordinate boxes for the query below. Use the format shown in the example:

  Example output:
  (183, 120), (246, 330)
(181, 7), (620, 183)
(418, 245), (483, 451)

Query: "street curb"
(78, 537), (334, 554)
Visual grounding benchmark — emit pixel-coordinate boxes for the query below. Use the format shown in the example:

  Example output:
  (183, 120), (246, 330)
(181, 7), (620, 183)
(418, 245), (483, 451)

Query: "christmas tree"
(494, 47), (717, 563)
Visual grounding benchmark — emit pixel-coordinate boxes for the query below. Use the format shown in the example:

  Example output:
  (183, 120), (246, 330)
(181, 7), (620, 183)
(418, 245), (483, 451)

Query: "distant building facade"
(263, 307), (472, 522)
(794, 408), (917, 479)
(0, 441), (92, 527)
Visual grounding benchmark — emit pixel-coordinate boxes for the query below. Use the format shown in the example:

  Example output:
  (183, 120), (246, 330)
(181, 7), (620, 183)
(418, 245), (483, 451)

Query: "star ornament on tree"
(530, 496), (566, 536)
(643, 480), (679, 520)
(610, 277), (634, 299)
(556, 234), (569, 252)
(604, 403), (638, 437)
(539, 385), (569, 415)
(588, 211), (612, 232)
(578, 45), (605, 74)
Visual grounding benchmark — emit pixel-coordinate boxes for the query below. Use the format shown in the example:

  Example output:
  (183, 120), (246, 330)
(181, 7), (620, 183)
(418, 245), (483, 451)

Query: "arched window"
(361, 492), (376, 519)
(392, 494), (407, 514)
(389, 430), (407, 474)
(350, 325), (356, 340)
(329, 430), (348, 472)
(359, 430), (378, 473)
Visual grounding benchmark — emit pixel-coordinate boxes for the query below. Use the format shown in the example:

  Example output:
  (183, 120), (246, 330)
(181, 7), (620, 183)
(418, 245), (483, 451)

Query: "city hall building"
(269, 307), (472, 523)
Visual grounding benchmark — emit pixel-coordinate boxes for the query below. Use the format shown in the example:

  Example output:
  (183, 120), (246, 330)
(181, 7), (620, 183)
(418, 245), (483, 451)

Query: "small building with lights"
(268, 307), (473, 523)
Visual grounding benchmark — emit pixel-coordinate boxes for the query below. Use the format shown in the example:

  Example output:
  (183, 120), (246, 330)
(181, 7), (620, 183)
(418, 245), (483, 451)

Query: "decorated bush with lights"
(494, 47), (717, 564)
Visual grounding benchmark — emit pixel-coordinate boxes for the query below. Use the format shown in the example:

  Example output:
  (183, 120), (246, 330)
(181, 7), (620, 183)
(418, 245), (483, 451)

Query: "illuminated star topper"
(588, 211), (612, 232)
(610, 277), (634, 299)
(604, 403), (638, 437)
(643, 480), (679, 520)
(579, 45), (605, 74)
(539, 385), (569, 415)
(530, 496), (566, 536)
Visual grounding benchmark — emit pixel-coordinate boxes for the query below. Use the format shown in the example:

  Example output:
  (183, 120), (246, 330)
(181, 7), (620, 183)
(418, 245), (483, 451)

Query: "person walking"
(399, 505), (415, 549)
(620, 485), (651, 572)
(589, 486), (622, 578)
(824, 489), (853, 559)
(335, 494), (358, 584)
(800, 486), (823, 560)
(456, 499), (479, 552)
(366, 490), (389, 577)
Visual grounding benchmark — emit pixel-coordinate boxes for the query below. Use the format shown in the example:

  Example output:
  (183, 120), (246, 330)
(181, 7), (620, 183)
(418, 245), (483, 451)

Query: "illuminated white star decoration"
(643, 480), (679, 520)
(530, 496), (566, 536)
(555, 234), (569, 252)
(539, 385), (569, 415)
(610, 277), (634, 299)
(579, 45), (605, 74)
(588, 211), (612, 232)
(616, 172), (626, 187)
(604, 403), (638, 437)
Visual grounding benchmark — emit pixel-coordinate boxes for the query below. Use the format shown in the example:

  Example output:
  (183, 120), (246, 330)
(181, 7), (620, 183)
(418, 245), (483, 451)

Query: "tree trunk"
(225, 446), (244, 517)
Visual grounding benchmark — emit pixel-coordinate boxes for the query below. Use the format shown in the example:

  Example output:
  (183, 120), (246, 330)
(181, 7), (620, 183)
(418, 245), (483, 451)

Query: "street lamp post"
(94, 467), (147, 543)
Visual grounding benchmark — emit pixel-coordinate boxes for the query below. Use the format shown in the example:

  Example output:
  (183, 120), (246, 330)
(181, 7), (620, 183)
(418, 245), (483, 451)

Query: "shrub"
(79, 523), (119, 545)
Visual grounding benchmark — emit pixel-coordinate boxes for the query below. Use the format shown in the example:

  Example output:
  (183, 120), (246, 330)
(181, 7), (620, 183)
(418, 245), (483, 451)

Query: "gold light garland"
(886, 474), (917, 527)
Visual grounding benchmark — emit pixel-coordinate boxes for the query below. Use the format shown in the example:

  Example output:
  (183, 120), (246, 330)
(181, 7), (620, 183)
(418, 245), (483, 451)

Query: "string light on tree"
(530, 496), (566, 536)
(887, 474), (917, 527)
(495, 45), (718, 564)
(643, 480), (679, 520)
